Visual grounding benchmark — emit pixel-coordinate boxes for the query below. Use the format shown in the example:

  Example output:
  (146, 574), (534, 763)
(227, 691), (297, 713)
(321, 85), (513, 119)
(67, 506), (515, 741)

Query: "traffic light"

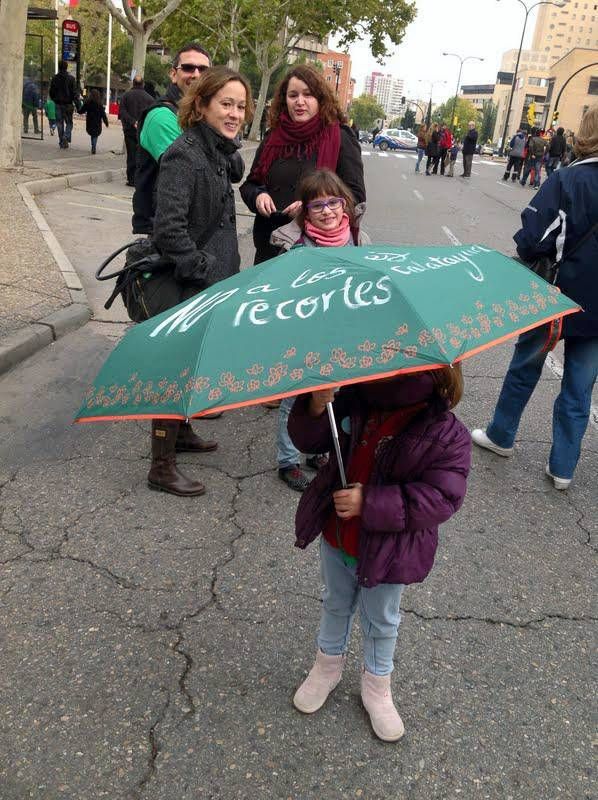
(552, 110), (560, 124)
(401, 96), (406, 104)
(527, 102), (536, 126)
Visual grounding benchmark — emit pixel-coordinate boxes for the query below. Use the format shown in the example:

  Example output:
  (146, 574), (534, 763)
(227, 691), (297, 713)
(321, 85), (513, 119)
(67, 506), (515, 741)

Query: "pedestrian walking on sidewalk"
(79, 90), (108, 154)
(22, 75), (40, 134)
(461, 121), (478, 177)
(288, 368), (471, 742)
(147, 66), (254, 497)
(472, 103), (598, 490)
(269, 169), (370, 492)
(503, 129), (526, 181)
(118, 76), (154, 185)
(44, 96), (57, 135)
(49, 60), (80, 149)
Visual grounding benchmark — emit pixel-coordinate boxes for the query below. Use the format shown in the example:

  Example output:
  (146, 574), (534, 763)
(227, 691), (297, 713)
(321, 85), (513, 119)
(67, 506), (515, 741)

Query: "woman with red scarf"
(240, 65), (366, 265)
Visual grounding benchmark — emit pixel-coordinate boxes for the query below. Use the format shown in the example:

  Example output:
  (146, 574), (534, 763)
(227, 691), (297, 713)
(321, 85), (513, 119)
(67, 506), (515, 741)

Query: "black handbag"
(96, 239), (183, 323)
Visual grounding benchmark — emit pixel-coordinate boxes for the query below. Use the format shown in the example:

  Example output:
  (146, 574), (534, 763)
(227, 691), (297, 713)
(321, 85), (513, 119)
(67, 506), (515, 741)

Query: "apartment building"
(322, 50), (353, 111)
(364, 72), (406, 119)
(532, 1), (598, 64)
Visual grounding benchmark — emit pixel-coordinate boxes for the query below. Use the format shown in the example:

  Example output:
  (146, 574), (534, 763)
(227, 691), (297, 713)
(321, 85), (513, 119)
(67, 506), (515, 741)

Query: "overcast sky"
(332, 0), (542, 103)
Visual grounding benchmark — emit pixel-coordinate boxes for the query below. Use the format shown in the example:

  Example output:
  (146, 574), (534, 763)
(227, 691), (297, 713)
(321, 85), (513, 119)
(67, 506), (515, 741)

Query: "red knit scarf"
(250, 111), (341, 183)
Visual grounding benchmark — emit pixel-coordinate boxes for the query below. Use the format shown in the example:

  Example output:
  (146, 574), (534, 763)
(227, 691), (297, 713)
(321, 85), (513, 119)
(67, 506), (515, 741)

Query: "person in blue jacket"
(472, 103), (598, 490)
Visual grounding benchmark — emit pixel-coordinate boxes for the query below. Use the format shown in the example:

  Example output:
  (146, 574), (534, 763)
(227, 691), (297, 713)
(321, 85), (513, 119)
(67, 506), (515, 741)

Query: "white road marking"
(412, 189), (424, 201)
(393, 153), (407, 159)
(546, 353), (598, 431)
(401, 174), (407, 181)
(379, 152), (389, 157)
(362, 151), (371, 156)
(496, 180), (510, 188)
(442, 225), (461, 245)
(67, 201), (130, 215)
(472, 170), (479, 176)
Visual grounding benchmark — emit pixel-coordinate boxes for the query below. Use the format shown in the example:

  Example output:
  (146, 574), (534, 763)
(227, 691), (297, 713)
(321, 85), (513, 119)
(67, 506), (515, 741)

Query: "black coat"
(462, 127), (478, 155)
(152, 121), (241, 291)
(240, 124), (365, 263)
(119, 85), (154, 132)
(80, 100), (108, 137)
(426, 130), (440, 157)
(49, 70), (79, 107)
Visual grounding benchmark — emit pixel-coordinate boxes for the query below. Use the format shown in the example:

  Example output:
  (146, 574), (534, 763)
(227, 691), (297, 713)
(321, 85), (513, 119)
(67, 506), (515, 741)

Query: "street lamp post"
(332, 62), (342, 96)
(418, 80), (447, 126)
(496, 0), (566, 155)
(442, 52), (484, 132)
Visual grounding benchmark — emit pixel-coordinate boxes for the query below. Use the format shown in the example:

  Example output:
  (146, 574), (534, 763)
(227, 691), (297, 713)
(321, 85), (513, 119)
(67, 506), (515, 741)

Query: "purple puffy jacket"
(288, 374), (472, 588)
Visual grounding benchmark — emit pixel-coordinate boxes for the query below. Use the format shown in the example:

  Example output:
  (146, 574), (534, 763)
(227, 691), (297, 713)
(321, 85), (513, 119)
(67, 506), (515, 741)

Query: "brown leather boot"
(148, 420), (206, 496)
(175, 421), (218, 453)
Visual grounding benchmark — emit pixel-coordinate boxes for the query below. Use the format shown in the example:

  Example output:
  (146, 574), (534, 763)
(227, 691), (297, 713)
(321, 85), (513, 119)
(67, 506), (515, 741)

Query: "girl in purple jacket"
(287, 369), (471, 741)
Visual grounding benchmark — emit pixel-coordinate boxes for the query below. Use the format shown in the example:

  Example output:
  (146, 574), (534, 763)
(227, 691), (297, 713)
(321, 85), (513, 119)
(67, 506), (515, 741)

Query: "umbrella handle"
(326, 401), (347, 489)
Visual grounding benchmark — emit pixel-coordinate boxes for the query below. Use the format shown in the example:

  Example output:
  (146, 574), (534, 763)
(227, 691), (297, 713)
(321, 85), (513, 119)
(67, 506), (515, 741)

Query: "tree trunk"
(227, 54), (241, 71)
(248, 62), (274, 141)
(131, 30), (150, 78)
(0, 0), (29, 168)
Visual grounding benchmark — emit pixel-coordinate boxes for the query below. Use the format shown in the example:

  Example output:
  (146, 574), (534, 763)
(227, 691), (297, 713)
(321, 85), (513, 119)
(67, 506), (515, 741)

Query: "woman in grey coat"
(149, 66), (254, 498)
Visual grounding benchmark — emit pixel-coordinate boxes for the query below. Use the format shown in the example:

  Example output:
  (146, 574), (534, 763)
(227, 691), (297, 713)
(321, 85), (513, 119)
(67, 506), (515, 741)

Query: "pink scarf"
(304, 213), (351, 247)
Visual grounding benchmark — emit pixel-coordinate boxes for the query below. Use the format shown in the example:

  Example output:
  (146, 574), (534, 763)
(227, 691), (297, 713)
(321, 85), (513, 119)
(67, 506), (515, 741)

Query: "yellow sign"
(453, 115), (458, 127)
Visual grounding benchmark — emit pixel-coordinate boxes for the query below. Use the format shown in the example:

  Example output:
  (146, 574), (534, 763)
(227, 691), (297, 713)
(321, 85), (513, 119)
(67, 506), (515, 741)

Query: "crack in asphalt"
(402, 607), (597, 627)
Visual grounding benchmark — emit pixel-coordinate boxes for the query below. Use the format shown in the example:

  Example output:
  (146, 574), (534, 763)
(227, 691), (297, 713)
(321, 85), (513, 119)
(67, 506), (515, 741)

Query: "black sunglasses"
(176, 63), (209, 74)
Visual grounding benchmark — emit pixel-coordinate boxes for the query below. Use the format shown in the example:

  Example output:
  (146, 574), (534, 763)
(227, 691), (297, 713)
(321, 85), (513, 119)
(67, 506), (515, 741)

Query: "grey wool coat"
(153, 121), (241, 290)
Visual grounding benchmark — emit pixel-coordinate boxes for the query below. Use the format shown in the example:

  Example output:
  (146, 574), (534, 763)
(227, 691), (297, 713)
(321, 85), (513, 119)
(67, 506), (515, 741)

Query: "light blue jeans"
(317, 538), (404, 676)
(487, 328), (598, 479)
(415, 147), (425, 172)
(277, 396), (301, 469)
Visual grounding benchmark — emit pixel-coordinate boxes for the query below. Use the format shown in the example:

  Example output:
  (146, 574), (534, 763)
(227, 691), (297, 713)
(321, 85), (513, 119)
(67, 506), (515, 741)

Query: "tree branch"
(145, 0), (184, 34)
(104, 0), (137, 33)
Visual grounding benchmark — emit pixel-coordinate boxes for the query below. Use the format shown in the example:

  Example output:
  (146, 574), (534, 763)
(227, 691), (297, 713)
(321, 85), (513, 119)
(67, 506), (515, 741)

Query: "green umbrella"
(76, 245), (579, 424)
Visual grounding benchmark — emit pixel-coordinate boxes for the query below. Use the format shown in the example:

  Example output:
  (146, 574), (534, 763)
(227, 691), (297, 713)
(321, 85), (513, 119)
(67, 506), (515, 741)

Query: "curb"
(0, 168), (124, 377)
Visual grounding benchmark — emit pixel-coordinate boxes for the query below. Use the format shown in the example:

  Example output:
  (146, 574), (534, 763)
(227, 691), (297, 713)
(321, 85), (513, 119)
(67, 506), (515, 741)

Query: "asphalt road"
(0, 147), (595, 800)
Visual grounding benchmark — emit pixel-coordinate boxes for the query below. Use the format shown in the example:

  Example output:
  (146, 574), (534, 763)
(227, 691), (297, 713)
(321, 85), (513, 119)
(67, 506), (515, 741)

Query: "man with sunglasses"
(132, 43), (212, 234)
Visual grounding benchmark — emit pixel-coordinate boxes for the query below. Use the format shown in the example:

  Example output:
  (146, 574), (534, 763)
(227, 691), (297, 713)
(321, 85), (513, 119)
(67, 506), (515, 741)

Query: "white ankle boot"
(293, 650), (344, 714)
(361, 669), (405, 742)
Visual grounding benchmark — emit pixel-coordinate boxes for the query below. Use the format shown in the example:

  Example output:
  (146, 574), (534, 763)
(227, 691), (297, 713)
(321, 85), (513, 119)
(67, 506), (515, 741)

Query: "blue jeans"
(520, 157), (541, 187)
(277, 396), (301, 469)
(415, 147), (425, 172)
(55, 104), (73, 145)
(90, 135), (98, 152)
(546, 156), (561, 175)
(318, 538), (404, 676)
(487, 328), (598, 479)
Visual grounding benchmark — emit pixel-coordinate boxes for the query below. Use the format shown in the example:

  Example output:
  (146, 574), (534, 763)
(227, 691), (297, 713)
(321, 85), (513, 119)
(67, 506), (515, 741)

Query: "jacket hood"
(356, 372), (442, 412)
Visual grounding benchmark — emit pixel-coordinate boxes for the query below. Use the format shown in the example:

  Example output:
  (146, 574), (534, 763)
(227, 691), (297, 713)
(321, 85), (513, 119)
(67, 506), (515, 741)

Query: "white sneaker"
(545, 465), (571, 490)
(471, 429), (514, 457)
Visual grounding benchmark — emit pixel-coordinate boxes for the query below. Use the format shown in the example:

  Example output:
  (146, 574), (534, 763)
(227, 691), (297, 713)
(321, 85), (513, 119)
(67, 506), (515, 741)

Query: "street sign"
(62, 19), (81, 85)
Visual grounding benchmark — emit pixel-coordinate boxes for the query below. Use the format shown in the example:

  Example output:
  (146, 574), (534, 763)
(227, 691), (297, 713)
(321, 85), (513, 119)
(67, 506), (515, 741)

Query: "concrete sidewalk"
(0, 117), (258, 375)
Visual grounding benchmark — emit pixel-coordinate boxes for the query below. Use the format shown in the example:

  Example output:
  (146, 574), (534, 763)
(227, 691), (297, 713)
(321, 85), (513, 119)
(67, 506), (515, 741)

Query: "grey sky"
(333, 0), (543, 104)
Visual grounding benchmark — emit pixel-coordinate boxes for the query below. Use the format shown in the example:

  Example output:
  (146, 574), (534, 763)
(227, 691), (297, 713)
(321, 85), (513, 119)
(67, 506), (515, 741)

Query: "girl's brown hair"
(574, 103), (598, 158)
(430, 363), (464, 408)
(269, 65), (344, 129)
(178, 66), (254, 131)
(295, 168), (356, 229)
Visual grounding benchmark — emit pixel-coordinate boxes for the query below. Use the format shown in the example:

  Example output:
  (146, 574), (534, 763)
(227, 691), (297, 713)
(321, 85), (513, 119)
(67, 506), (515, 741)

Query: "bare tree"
(0, 0), (29, 167)
(103, 0), (184, 78)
